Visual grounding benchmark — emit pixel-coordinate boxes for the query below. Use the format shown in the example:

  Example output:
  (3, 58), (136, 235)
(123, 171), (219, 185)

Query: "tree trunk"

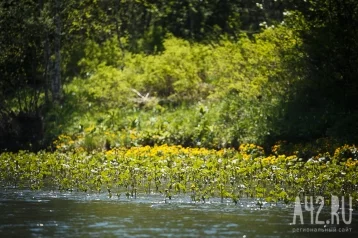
(52, 0), (62, 102)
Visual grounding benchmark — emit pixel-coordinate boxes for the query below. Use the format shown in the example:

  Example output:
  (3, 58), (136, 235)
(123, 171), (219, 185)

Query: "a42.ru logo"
(292, 196), (352, 225)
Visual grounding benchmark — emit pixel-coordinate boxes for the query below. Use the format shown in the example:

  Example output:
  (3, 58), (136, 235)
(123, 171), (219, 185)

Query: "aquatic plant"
(0, 144), (357, 205)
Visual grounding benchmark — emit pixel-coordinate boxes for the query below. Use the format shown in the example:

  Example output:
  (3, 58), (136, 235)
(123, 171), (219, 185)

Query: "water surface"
(0, 189), (357, 237)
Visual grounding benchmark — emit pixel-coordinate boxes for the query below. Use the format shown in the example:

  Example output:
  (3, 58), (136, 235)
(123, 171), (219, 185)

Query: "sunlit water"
(1, 189), (357, 237)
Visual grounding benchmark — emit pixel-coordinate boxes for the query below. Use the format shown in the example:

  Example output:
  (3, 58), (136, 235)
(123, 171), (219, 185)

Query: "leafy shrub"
(66, 65), (133, 109)
(334, 145), (358, 162)
(78, 36), (126, 75)
(239, 143), (265, 159)
(49, 25), (314, 149)
(271, 137), (342, 159)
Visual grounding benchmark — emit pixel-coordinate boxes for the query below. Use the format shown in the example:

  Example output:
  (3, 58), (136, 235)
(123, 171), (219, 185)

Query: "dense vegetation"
(1, 0), (357, 151)
(1, 1), (358, 202)
(1, 144), (357, 205)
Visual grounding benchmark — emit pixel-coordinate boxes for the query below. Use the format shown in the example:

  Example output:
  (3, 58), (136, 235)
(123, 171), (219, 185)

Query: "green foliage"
(206, 26), (304, 145)
(46, 25), (308, 149)
(78, 37), (126, 74)
(2, 0), (358, 152)
(126, 37), (213, 102)
(68, 66), (132, 109)
(272, 0), (358, 144)
(1, 145), (357, 205)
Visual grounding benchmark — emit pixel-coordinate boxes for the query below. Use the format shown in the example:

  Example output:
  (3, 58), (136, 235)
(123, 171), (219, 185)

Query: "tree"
(265, 0), (358, 143)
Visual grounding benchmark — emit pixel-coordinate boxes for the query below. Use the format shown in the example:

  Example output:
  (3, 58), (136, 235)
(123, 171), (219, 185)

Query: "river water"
(0, 189), (357, 237)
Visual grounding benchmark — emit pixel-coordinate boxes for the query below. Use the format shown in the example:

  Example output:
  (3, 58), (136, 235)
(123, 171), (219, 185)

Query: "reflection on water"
(0, 189), (357, 237)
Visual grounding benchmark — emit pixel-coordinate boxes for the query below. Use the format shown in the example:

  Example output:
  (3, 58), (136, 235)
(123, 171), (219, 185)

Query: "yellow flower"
(85, 125), (95, 133)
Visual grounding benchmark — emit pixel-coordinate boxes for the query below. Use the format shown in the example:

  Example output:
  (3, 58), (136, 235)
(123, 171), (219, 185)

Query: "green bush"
(47, 26), (310, 149)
